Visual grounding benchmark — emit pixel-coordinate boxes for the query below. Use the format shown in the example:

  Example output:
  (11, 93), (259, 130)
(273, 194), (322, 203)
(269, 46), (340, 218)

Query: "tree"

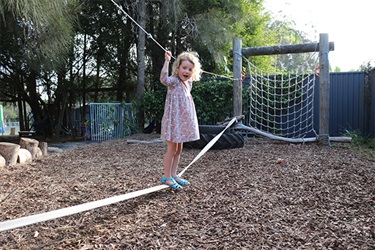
(1, 0), (299, 137)
(0, 0), (78, 135)
(263, 13), (319, 73)
(138, 0), (280, 126)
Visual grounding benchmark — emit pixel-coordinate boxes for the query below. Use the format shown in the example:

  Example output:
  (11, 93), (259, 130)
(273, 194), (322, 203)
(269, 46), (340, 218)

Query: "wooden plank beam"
(231, 42), (334, 57)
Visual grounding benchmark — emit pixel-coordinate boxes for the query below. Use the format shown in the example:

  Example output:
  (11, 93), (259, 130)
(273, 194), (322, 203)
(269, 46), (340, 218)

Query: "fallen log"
(0, 142), (20, 166)
(126, 139), (164, 144)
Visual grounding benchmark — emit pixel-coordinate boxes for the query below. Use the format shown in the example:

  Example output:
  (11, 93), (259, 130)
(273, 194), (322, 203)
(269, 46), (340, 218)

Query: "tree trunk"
(54, 72), (69, 138)
(136, 0), (146, 130)
(82, 33), (88, 127)
(94, 52), (101, 102)
(17, 93), (24, 131)
(116, 61), (126, 102)
(25, 70), (50, 136)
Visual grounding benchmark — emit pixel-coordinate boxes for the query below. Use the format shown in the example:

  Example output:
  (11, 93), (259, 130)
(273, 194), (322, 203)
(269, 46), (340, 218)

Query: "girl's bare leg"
(170, 143), (189, 185)
(163, 141), (178, 185)
(171, 142), (183, 177)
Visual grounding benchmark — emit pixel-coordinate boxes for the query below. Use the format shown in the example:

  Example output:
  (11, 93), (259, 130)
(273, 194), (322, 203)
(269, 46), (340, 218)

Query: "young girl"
(160, 50), (202, 190)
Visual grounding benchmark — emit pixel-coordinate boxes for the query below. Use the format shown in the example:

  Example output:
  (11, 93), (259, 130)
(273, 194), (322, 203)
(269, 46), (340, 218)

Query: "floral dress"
(160, 75), (200, 143)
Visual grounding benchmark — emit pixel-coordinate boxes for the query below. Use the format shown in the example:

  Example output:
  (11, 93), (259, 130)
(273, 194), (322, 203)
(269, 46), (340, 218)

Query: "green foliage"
(0, 0), (78, 70)
(123, 114), (139, 136)
(139, 80), (233, 125)
(133, 89), (166, 124)
(120, 102), (139, 136)
(262, 17), (318, 73)
(138, 75), (308, 127)
(1, 103), (19, 122)
(171, 0), (276, 74)
(333, 66), (341, 72)
(344, 130), (375, 157)
(359, 61), (375, 72)
(192, 80), (233, 123)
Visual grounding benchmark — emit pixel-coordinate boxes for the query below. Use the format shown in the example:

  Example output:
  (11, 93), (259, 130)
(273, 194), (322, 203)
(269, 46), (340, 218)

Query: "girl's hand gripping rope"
(165, 51), (172, 62)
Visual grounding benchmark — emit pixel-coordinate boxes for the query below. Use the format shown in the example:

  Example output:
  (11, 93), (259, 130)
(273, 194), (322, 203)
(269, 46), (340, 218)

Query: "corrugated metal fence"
(327, 71), (374, 137)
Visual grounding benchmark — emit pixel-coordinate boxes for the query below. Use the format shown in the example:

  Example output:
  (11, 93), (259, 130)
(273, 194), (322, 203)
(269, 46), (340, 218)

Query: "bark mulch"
(0, 134), (374, 249)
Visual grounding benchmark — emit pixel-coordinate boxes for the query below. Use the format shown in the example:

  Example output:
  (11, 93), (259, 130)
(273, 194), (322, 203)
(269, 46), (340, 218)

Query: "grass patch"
(344, 130), (375, 158)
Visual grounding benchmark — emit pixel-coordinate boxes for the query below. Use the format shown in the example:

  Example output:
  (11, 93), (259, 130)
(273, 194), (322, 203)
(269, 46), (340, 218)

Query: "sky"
(263, 0), (375, 71)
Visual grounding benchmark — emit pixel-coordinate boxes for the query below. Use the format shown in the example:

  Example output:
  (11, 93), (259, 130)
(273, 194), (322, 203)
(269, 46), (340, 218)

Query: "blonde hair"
(171, 51), (202, 81)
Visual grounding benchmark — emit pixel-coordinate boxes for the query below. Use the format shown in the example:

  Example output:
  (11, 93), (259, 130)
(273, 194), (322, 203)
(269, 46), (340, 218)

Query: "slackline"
(0, 117), (237, 232)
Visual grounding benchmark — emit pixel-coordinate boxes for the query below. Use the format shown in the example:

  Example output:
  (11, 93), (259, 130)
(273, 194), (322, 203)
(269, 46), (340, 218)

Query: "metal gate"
(89, 103), (133, 141)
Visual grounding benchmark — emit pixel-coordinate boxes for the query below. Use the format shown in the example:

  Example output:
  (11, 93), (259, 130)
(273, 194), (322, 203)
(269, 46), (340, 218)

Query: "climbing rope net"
(242, 56), (319, 142)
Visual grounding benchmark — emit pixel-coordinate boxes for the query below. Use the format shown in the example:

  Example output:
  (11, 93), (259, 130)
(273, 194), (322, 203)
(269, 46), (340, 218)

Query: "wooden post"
(39, 141), (48, 156)
(319, 33), (330, 141)
(233, 38), (242, 117)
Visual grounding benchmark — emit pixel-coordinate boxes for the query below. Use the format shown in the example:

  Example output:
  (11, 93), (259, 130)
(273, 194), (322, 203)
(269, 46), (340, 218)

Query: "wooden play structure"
(231, 33), (351, 143)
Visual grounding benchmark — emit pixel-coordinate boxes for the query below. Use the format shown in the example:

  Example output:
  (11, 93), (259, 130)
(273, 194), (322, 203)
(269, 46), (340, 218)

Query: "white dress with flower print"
(160, 75), (200, 143)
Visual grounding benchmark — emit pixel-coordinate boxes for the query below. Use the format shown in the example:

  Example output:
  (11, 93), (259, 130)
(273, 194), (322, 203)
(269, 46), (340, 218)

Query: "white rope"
(0, 118), (237, 232)
(110, 0), (169, 57)
(200, 70), (236, 81)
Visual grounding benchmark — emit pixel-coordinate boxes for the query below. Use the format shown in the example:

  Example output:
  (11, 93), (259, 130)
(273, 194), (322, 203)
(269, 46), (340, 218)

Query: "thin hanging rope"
(110, 0), (169, 57)
(110, 0), (237, 81)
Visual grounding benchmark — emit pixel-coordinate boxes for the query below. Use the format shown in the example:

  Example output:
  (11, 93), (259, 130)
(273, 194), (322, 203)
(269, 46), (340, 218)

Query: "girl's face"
(177, 60), (194, 82)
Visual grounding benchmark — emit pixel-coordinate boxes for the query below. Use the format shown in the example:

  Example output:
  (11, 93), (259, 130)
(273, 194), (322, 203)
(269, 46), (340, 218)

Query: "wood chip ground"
(0, 134), (374, 249)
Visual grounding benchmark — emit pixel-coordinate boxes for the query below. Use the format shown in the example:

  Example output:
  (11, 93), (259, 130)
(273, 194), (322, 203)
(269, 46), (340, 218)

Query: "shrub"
(140, 80), (234, 126)
(192, 80), (233, 123)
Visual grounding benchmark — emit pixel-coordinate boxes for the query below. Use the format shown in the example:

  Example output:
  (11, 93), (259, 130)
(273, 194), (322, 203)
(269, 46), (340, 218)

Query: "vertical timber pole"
(319, 33), (330, 144)
(233, 38), (242, 118)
